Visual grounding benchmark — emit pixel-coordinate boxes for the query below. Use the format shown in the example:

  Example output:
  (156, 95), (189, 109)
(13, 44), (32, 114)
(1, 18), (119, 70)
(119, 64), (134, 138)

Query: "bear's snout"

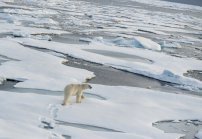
(89, 85), (92, 89)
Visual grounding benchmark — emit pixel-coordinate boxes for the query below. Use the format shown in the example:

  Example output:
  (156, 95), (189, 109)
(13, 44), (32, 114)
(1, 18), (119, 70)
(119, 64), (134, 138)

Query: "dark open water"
(164, 0), (202, 6)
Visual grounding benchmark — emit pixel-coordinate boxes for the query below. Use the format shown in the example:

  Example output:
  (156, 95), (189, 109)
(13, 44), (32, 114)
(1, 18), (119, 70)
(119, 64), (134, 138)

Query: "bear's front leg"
(76, 94), (82, 103)
(76, 90), (83, 103)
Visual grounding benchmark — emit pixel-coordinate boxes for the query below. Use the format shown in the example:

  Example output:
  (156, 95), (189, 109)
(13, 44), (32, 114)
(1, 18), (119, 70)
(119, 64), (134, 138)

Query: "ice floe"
(11, 38), (202, 92)
(86, 36), (161, 51)
(161, 41), (182, 48)
(56, 84), (202, 139)
(133, 36), (161, 51)
(0, 1), (202, 139)
(195, 129), (202, 139)
(0, 39), (94, 91)
(1, 0), (202, 48)
(1, 84), (202, 139)
(0, 90), (60, 139)
(0, 77), (6, 84)
(0, 22), (67, 39)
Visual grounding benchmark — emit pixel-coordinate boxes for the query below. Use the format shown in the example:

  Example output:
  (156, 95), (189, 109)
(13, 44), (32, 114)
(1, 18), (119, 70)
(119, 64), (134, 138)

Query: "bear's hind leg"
(62, 91), (72, 105)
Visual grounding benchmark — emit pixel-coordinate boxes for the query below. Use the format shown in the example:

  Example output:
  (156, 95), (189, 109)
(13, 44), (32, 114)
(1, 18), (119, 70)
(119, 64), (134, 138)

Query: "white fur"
(62, 84), (92, 105)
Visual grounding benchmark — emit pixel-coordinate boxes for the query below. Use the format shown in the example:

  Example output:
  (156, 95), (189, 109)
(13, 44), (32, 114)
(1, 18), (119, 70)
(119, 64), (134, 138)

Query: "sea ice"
(195, 129), (202, 139)
(0, 39), (95, 91)
(92, 37), (162, 51)
(133, 36), (161, 51)
(0, 77), (6, 84)
(1, 84), (202, 139)
(0, 22), (67, 37)
(56, 84), (202, 139)
(161, 41), (182, 48)
(11, 38), (202, 92)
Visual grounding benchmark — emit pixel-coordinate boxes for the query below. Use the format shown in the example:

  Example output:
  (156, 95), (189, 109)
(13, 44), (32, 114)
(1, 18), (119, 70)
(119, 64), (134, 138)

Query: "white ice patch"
(1, 0), (202, 48)
(132, 36), (161, 51)
(0, 77), (6, 84)
(0, 90), (60, 139)
(11, 38), (202, 91)
(0, 39), (94, 91)
(161, 41), (182, 48)
(0, 22), (67, 36)
(195, 129), (202, 139)
(84, 36), (161, 51)
(1, 84), (202, 139)
(31, 35), (52, 41)
(56, 84), (202, 139)
(1, 7), (58, 15)
(12, 31), (30, 38)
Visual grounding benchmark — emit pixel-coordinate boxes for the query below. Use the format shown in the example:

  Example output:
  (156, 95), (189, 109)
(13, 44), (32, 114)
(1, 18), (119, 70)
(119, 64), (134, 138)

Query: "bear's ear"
(88, 85), (92, 89)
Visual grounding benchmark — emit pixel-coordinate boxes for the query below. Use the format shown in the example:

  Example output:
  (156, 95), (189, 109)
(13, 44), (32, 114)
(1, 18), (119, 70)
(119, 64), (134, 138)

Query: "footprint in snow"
(39, 116), (55, 129)
(48, 104), (61, 119)
(49, 132), (64, 139)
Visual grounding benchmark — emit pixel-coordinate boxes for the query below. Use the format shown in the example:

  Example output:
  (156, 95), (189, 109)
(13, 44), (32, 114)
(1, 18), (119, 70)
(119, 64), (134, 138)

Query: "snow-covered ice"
(0, 90), (60, 139)
(195, 129), (202, 139)
(83, 36), (161, 51)
(161, 41), (182, 48)
(0, 22), (67, 37)
(132, 36), (161, 51)
(1, 84), (202, 139)
(0, 39), (94, 91)
(0, 0), (202, 139)
(11, 37), (202, 92)
(0, 77), (6, 84)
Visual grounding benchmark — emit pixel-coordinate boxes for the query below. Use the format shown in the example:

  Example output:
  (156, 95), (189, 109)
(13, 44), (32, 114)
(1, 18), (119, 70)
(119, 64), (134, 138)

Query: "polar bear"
(62, 83), (92, 105)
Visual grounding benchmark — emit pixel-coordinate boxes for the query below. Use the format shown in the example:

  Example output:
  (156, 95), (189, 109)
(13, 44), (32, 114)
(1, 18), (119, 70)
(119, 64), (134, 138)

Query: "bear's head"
(83, 83), (92, 89)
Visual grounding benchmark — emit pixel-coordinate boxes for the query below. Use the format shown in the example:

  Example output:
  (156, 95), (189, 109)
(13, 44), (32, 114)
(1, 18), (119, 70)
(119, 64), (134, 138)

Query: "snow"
(195, 129), (202, 139)
(1, 0), (202, 47)
(0, 90), (58, 139)
(11, 38), (202, 92)
(0, 22), (67, 36)
(0, 8), (58, 15)
(0, 39), (95, 91)
(132, 36), (161, 51)
(0, 0), (202, 139)
(87, 37), (161, 51)
(1, 84), (202, 139)
(161, 41), (182, 48)
(56, 84), (202, 139)
(0, 77), (6, 84)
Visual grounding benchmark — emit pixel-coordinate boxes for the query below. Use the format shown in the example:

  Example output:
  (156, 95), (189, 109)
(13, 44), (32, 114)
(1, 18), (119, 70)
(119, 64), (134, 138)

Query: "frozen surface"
(12, 38), (202, 91)
(161, 41), (182, 48)
(0, 39), (94, 91)
(0, 77), (5, 85)
(83, 36), (161, 51)
(1, 0), (201, 93)
(195, 129), (202, 139)
(133, 36), (161, 51)
(0, 22), (67, 37)
(0, 0), (202, 139)
(0, 90), (60, 139)
(1, 0), (202, 47)
(1, 84), (202, 139)
(56, 84), (202, 139)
